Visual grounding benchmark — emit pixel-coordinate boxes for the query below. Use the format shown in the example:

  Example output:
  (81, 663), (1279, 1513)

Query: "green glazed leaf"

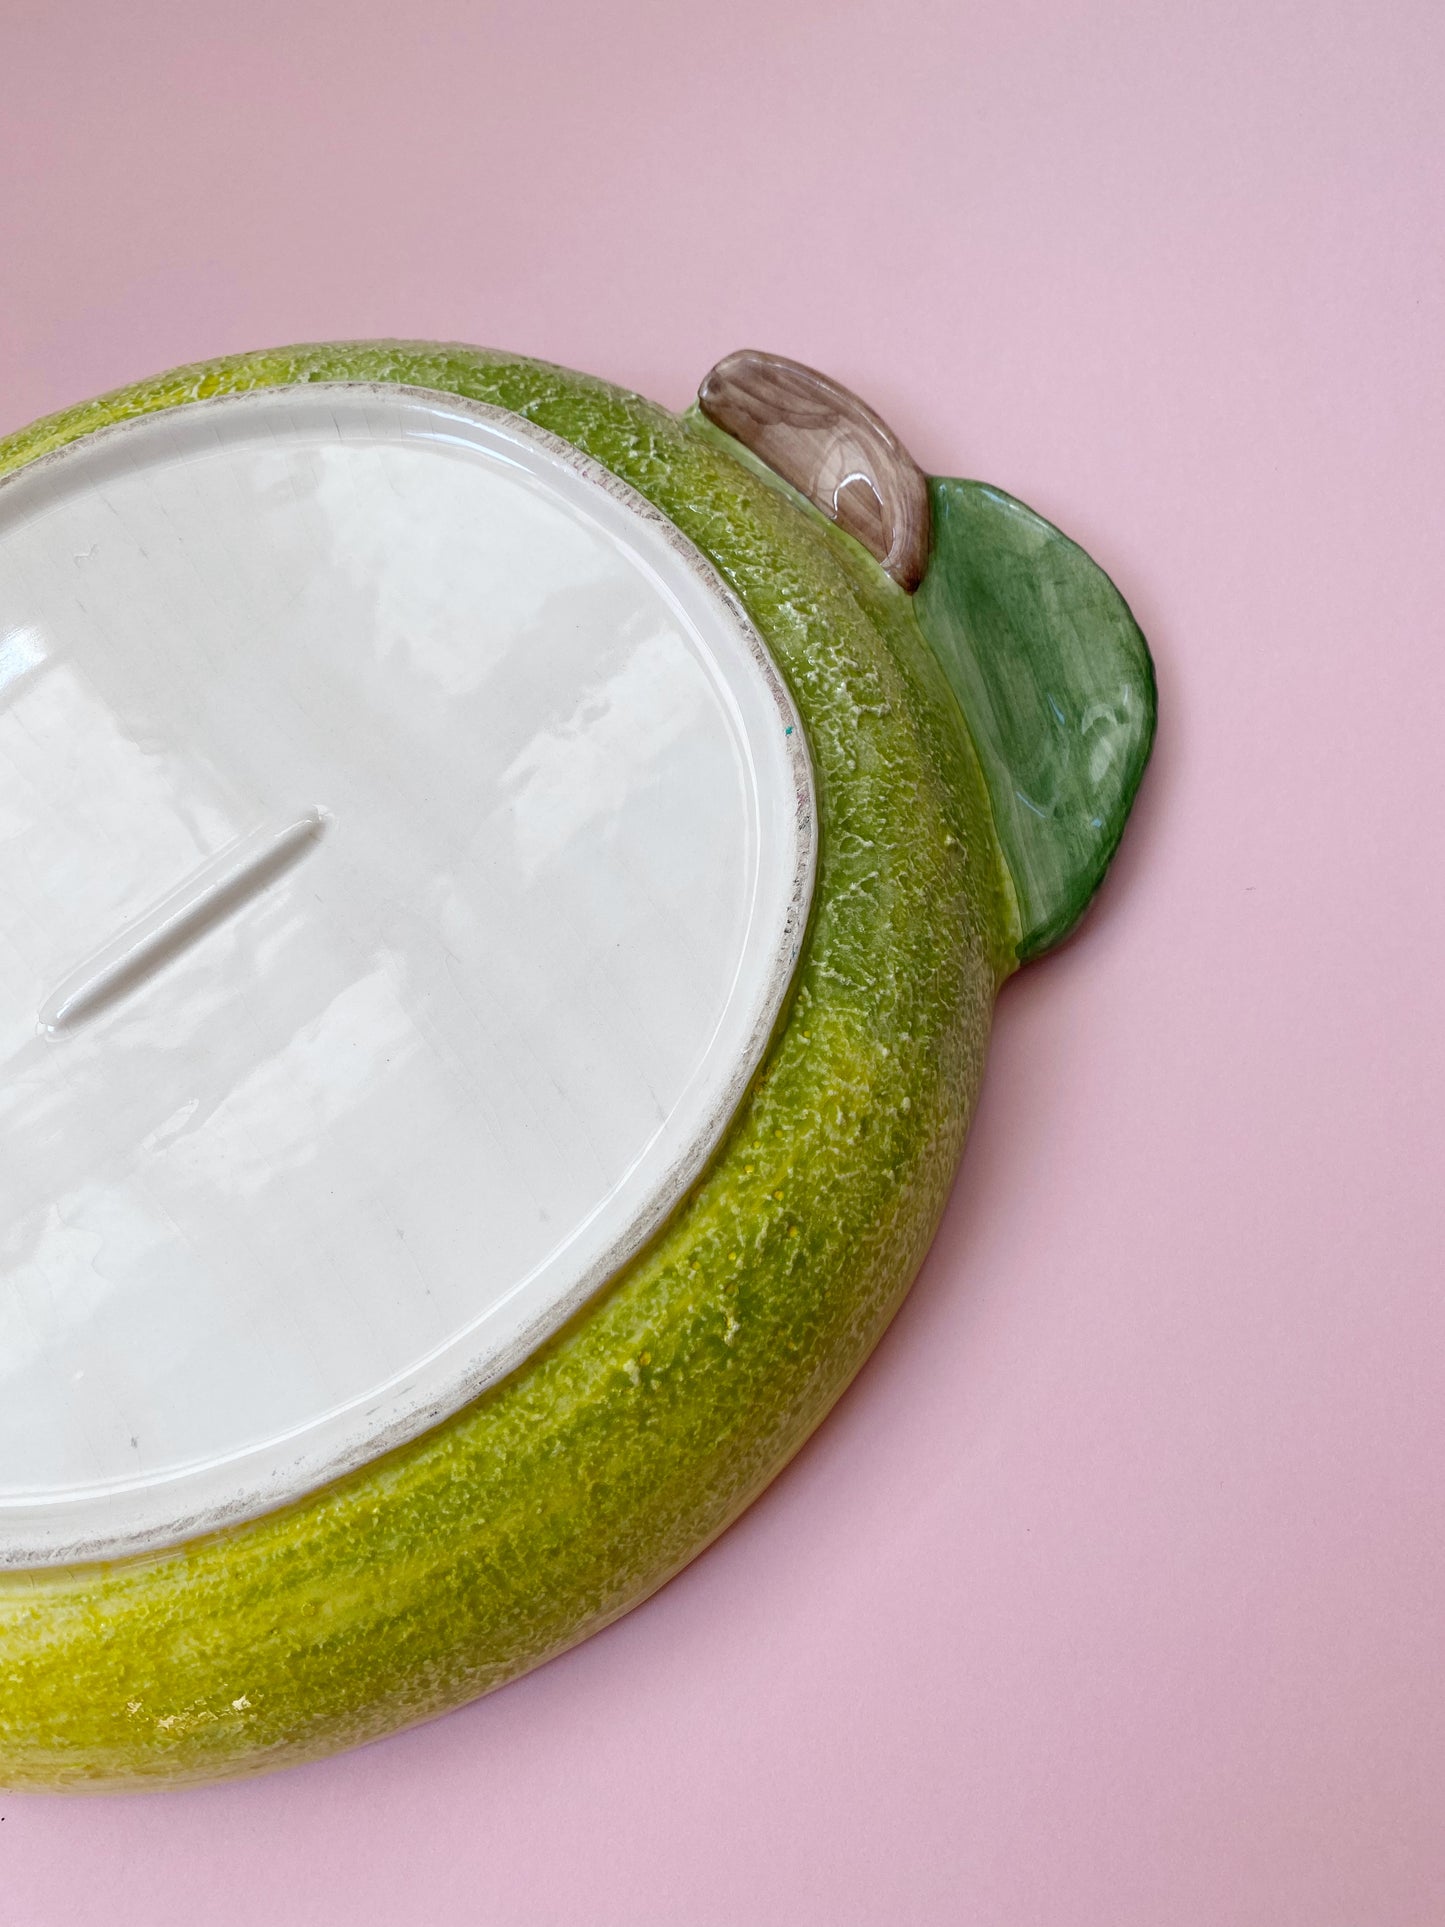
(915, 479), (1156, 961)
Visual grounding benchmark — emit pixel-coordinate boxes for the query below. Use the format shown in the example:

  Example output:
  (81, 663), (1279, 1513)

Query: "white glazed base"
(0, 384), (813, 1565)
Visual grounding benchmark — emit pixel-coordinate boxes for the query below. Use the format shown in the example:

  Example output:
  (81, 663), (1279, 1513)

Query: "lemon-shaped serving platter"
(0, 343), (1154, 1787)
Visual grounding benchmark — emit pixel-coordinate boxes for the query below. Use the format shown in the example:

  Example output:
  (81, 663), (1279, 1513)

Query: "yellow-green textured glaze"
(0, 343), (1085, 1788)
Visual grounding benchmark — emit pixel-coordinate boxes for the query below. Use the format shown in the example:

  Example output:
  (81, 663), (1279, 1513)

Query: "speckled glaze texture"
(0, 345), (1017, 1788)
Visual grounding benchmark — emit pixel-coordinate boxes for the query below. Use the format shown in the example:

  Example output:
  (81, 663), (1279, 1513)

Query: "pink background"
(2, 2), (1443, 1921)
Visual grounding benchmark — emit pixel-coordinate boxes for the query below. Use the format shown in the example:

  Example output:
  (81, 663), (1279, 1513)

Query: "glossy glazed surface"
(0, 342), (1017, 1786)
(697, 351), (931, 591)
(915, 479), (1155, 960)
(0, 383), (812, 1564)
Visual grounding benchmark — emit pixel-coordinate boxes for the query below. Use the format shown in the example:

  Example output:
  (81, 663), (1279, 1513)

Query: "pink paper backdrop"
(2, 2), (1443, 1921)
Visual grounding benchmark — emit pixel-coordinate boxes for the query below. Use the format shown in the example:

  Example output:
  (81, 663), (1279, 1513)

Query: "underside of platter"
(0, 383), (813, 1565)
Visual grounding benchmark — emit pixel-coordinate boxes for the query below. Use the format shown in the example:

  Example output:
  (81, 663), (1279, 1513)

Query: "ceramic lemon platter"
(0, 342), (1154, 1787)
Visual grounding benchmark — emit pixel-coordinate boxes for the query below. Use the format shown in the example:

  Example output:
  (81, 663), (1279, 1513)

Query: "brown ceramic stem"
(698, 350), (931, 591)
